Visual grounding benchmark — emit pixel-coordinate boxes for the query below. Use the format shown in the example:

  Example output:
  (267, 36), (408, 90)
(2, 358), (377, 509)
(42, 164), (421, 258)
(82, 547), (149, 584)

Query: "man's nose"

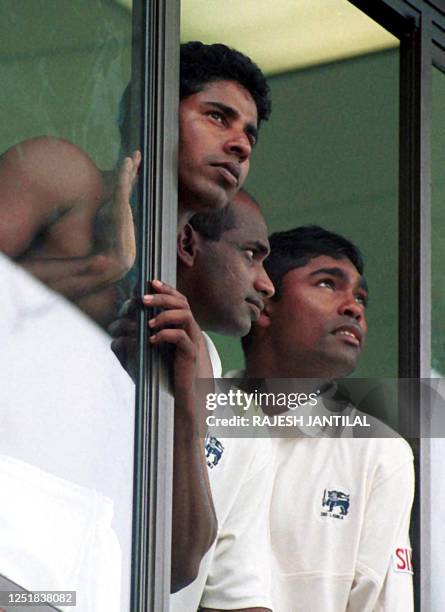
(338, 296), (364, 321)
(223, 130), (252, 161)
(255, 268), (275, 298)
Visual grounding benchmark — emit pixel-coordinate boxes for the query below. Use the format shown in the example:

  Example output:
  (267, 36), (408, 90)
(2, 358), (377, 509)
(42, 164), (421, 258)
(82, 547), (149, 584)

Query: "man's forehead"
(227, 204), (268, 238)
(195, 79), (258, 124)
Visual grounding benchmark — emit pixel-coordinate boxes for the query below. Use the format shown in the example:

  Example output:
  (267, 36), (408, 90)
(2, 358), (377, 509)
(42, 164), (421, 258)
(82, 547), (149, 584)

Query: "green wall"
(0, 0), (131, 168)
(210, 49), (400, 378)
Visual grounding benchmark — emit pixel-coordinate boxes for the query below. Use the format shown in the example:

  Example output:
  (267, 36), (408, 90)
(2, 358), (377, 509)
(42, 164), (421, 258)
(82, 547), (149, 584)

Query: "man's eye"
(244, 249), (255, 261)
(355, 295), (368, 307)
(318, 279), (334, 289)
(208, 111), (224, 123)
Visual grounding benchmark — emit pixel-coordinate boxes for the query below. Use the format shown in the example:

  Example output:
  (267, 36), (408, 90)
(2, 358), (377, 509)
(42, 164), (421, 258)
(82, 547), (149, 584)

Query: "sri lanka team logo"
(321, 488), (350, 519)
(205, 433), (224, 469)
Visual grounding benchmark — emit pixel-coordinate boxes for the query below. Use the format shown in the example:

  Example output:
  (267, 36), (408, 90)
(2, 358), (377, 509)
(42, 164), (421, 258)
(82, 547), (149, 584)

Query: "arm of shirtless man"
(0, 136), (140, 304)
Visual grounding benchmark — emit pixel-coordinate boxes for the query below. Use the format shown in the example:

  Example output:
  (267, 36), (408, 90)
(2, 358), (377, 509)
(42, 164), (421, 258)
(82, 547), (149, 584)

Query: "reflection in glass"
(0, 3), (136, 610)
(0, 137), (139, 326)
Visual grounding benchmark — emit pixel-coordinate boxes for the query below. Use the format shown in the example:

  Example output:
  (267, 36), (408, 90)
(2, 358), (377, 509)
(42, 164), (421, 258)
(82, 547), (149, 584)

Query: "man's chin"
(179, 181), (230, 213)
(218, 318), (251, 339)
(331, 356), (358, 379)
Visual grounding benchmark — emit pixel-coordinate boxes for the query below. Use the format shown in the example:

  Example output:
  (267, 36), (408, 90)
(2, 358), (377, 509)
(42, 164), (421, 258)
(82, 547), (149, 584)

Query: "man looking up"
(240, 225), (414, 611)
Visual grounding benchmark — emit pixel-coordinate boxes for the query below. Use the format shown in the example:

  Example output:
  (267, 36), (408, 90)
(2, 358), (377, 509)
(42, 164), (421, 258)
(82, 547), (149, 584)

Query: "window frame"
(347, 2), (443, 610)
(130, 1), (179, 610)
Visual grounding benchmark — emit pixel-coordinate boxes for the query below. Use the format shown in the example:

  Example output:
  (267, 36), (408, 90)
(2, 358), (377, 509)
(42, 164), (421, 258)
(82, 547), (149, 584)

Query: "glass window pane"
(0, 2), (138, 609)
(182, 1), (400, 379)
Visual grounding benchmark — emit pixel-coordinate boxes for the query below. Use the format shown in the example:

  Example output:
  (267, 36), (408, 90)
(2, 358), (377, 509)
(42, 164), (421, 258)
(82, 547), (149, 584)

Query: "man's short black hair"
(189, 189), (260, 241)
(265, 225), (364, 300)
(189, 204), (237, 241)
(118, 42), (270, 154)
(180, 41), (271, 126)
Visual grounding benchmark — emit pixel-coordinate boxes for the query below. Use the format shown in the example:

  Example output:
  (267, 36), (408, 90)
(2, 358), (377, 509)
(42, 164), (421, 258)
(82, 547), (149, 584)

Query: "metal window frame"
(130, 1), (180, 610)
(351, 2), (445, 610)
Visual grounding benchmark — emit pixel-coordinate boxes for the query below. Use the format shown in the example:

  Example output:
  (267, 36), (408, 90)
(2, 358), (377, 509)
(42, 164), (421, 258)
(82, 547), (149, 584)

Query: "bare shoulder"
(0, 137), (107, 258)
(0, 136), (104, 205)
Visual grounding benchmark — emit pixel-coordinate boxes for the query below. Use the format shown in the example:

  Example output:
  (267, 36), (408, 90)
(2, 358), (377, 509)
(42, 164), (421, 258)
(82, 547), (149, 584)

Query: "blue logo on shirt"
(205, 433), (224, 469)
(321, 489), (350, 519)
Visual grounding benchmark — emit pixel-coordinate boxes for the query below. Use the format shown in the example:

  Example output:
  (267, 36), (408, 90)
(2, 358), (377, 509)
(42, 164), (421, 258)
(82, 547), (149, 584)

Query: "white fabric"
(225, 370), (414, 611)
(171, 338), (274, 611)
(203, 332), (222, 378)
(270, 436), (414, 612)
(0, 254), (135, 610)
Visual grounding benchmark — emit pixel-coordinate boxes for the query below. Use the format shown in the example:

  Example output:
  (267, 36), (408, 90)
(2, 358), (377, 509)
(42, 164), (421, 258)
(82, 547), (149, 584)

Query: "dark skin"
(110, 280), (217, 593)
(148, 284), (217, 591)
(0, 136), (140, 326)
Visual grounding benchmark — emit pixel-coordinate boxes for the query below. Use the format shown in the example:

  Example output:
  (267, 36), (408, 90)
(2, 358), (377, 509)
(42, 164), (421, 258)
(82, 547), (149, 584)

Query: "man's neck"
(245, 350), (337, 388)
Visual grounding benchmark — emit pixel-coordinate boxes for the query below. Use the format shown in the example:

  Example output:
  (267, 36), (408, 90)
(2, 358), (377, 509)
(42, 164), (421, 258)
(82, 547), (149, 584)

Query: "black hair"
(188, 189), (260, 241)
(189, 204), (237, 241)
(118, 42), (270, 155)
(180, 41), (271, 125)
(265, 225), (364, 300)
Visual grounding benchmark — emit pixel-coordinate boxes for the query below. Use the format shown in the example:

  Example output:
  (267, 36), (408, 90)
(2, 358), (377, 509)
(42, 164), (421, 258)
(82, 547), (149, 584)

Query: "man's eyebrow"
(227, 238), (270, 256)
(309, 267), (349, 282)
(203, 100), (258, 143)
(251, 240), (270, 256)
(310, 266), (369, 297)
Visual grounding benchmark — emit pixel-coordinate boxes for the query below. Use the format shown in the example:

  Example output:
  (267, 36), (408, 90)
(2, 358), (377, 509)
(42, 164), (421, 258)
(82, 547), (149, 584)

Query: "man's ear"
(177, 223), (198, 268)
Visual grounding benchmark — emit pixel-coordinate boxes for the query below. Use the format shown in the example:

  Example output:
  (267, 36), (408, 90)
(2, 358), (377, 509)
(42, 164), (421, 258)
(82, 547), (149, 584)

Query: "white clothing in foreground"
(0, 254), (135, 611)
(171, 339), (274, 611)
(223, 371), (414, 611)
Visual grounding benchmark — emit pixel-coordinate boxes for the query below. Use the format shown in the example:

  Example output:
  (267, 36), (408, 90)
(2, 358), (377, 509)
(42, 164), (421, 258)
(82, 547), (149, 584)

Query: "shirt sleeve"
(199, 438), (274, 611)
(348, 441), (415, 612)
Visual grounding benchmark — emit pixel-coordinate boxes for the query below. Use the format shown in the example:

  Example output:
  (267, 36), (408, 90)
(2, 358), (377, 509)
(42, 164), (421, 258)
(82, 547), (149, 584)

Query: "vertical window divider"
(130, 1), (180, 610)
(398, 11), (431, 612)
